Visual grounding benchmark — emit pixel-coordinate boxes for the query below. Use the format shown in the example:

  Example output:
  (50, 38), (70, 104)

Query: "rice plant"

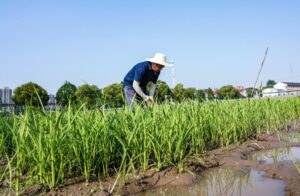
(0, 96), (299, 193)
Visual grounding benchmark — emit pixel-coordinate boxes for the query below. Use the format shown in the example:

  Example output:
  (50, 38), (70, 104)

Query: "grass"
(0, 96), (300, 194)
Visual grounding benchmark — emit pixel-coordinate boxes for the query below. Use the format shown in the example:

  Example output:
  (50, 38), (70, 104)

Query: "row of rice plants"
(0, 97), (299, 193)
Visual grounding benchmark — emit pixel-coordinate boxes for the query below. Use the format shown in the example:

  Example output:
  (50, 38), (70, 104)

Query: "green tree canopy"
(102, 83), (124, 108)
(184, 87), (196, 100)
(76, 84), (102, 108)
(205, 88), (215, 100)
(172, 83), (185, 102)
(218, 85), (241, 100)
(153, 80), (172, 103)
(266, 79), (276, 88)
(196, 89), (206, 102)
(171, 84), (200, 102)
(12, 82), (49, 106)
(245, 87), (259, 98)
(56, 81), (77, 106)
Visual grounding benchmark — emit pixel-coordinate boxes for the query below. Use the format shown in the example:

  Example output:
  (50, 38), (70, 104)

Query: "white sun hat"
(145, 53), (173, 67)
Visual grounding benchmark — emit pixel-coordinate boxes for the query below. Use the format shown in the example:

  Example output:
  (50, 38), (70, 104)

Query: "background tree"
(12, 82), (49, 106)
(266, 79), (276, 88)
(153, 80), (172, 103)
(218, 85), (241, 99)
(76, 84), (102, 108)
(184, 87), (196, 100)
(205, 88), (215, 100)
(245, 87), (259, 98)
(102, 83), (124, 108)
(196, 89), (206, 102)
(56, 81), (77, 106)
(172, 83), (186, 102)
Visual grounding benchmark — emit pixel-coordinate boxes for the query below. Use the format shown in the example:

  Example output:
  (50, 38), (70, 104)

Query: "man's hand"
(144, 96), (154, 107)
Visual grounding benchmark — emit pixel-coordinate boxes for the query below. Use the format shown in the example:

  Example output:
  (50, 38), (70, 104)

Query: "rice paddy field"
(1, 97), (300, 194)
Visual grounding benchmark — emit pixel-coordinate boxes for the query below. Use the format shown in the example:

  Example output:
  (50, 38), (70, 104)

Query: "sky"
(0, 0), (299, 94)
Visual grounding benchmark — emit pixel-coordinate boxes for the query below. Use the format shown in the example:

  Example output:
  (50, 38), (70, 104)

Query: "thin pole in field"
(170, 61), (176, 88)
(251, 47), (269, 97)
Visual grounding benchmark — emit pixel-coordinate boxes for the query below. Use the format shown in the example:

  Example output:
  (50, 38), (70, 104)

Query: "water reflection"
(277, 131), (300, 143)
(247, 147), (300, 164)
(137, 168), (285, 196)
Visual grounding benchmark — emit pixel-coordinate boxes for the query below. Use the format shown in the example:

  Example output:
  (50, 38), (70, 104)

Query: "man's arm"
(149, 82), (156, 97)
(132, 80), (147, 100)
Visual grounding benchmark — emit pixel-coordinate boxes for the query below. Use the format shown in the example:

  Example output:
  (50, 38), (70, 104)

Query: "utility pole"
(252, 48), (269, 97)
(170, 61), (176, 88)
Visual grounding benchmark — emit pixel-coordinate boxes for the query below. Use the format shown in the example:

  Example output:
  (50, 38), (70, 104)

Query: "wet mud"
(138, 169), (286, 196)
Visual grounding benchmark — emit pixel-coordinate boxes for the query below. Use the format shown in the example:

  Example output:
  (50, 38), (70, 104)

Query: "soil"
(2, 121), (300, 195)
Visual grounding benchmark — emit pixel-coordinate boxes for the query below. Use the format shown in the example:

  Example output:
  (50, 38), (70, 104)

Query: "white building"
(262, 82), (300, 97)
(274, 82), (300, 91)
(262, 88), (285, 97)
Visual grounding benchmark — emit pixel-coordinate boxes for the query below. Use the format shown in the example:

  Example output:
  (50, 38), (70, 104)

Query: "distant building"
(274, 82), (300, 91)
(262, 82), (300, 97)
(262, 88), (285, 97)
(0, 87), (14, 113)
(213, 88), (218, 97)
(45, 94), (56, 110)
(237, 86), (247, 97)
(0, 89), (2, 105)
(2, 87), (13, 104)
(48, 94), (56, 105)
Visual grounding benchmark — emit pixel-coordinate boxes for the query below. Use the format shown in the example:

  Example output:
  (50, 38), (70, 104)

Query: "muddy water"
(137, 168), (285, 196)
(247, 147), (300, 164)
(278, 131), (300, 143)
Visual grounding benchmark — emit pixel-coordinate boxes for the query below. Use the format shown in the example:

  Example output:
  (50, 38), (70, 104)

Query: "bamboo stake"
(251, 48), (269, 97)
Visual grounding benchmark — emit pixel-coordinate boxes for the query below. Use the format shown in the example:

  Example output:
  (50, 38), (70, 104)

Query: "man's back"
(123, 61), (160, 90)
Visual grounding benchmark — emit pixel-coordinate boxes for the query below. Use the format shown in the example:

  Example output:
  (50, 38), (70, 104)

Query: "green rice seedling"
(0, 96), (300, 192)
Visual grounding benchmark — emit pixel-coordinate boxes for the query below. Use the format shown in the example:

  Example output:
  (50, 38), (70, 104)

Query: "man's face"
(152, 63), (164, 73)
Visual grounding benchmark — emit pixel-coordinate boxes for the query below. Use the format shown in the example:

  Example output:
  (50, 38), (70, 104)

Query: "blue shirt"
(123, 61), (160, 91)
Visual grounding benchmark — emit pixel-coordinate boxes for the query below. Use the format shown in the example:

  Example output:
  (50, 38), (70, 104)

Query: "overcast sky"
(1, 0), (299, 94)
